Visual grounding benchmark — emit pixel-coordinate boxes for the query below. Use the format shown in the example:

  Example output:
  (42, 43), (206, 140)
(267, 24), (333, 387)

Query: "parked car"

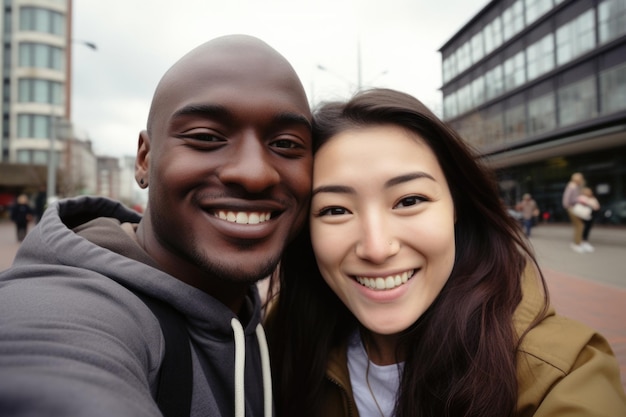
(601, 200), (626, 224)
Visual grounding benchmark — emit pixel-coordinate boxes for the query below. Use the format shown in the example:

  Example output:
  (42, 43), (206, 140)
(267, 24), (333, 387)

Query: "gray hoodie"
(0, 196), (272, 417)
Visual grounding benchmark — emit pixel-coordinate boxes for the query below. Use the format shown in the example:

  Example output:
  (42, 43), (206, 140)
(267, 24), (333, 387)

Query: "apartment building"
(1, 0), (126, 209)
(440, 0), (626, 221)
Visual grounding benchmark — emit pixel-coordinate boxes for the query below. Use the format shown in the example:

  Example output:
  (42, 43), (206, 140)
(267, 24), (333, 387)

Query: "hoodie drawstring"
(230, 318), (273, 417)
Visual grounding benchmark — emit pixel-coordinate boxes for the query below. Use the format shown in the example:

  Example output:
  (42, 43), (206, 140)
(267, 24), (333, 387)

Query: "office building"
(440, 0), (626, 222)
(1, 0), (71, 169)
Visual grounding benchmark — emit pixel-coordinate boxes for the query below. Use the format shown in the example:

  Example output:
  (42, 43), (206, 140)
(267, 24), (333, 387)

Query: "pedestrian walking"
(577, 187), (601, 252)
(10, 194), (34, 242)
(562, 172), (586, 253)
(34, 186), (47, 224)
(516, 193), (539, 237)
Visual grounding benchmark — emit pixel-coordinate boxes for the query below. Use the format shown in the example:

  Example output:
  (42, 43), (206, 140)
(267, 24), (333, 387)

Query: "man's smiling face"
(136, 37), (312, 300)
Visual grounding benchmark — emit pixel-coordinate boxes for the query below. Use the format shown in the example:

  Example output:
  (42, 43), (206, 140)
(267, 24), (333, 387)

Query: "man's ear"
(135, 130), (151, 188)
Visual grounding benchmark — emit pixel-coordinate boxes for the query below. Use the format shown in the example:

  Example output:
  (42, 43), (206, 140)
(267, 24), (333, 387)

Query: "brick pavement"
(543, 268), (626, 391)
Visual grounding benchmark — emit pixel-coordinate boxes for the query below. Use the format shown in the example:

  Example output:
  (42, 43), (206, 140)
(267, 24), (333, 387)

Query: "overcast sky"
(71, 0), (489, 158)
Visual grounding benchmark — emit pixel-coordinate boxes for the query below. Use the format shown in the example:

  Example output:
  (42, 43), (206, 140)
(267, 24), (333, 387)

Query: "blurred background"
(0, 0), (625, 224)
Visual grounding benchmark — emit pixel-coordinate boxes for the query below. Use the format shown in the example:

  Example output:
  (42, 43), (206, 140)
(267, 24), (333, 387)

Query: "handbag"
(572, 203), (592, 221)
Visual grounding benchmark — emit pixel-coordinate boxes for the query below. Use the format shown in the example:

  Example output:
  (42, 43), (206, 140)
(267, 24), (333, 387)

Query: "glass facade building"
(0, 0), (70, 169)
(440, 0), (626, 222)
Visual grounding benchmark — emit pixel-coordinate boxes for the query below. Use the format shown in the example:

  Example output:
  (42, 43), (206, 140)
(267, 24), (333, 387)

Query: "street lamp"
(316, 37), (387, 94)
(316, 63), (388, 92)
(47, 39), (97, 203)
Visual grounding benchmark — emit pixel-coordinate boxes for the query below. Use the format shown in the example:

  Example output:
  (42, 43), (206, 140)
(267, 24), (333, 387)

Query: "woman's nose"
(355, 215), (400, 264)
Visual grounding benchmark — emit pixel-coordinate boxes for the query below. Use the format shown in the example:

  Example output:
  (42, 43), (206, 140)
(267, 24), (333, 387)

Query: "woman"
(577, 187), (601, 252)
(562, 172), (586, 253)
(266, 89), (626, 417)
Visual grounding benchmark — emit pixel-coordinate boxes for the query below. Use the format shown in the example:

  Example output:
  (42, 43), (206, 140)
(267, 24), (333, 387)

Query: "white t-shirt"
(347, 331), (403, 417)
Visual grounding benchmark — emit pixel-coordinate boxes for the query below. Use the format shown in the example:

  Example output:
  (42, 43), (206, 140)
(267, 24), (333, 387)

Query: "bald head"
(146, 35), (308, 134)
(133, 35), (313, 302)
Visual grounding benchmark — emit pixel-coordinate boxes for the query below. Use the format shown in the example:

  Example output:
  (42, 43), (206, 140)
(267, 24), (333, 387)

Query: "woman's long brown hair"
(266, 88), (548, 417)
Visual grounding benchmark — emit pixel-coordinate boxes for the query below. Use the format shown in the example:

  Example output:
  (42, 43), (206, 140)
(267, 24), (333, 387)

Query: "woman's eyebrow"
(385, 172), (435, 188)
(312, 172), (436, 197)
(312, 185), (355, 197)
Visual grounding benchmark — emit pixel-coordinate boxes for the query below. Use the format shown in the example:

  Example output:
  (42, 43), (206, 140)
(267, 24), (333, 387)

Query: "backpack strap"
(135, 293), (192, 417)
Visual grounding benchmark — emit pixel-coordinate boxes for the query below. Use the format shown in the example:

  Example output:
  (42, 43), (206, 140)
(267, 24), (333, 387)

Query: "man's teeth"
(216, 211), (272, 224)
(356, 270), (414, 290)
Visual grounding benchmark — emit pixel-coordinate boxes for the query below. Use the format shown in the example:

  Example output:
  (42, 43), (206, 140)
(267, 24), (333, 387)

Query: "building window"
(528, 92), (556, 135)
(20, 7), (65, 36)
(18, 78), (63, 104)
(527, 33), (554, 80)
(600, 62), (626, 114)
(456, 112), (485, 147)
(471, 32), (484, 64)
(19, 42), (64, 71)
(443, 92), (458, 119)
(556, 9), (596, 66)
(457, 42), (471, 74)
(558, 76), (597, 126)
(504, 103), (526, 142)
(525, 0), (553, 26)
(16, 150), (31, 164)
(599, 0), (626, 44)
(504, 51), (526, 91)
(471, 75), (485, 107)
(484, 16), (503, 55)
(442, 54), (456, 84)
(485, 64), (504, 100)
(17, 114), (53, 139)
(503, 0), (525, 41)
(33, 150), (48, 164)
(457, 84), (472, 115)
(484, 112), (504, 148)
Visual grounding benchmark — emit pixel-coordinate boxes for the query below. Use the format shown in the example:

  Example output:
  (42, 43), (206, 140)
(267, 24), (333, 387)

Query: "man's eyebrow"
(272, 112), (312, 131)
(385, 172), (436, 188)
(171, 104), (231, 121)
(170, 105), (311, 130)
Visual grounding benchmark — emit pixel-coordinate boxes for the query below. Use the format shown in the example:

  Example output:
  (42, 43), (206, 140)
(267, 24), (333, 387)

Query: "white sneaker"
(570, 243), (585, 253)
(581, 242), (595, 252)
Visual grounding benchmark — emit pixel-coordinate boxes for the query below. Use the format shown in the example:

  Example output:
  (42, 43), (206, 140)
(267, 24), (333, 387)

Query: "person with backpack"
(0, 35), (312, 417)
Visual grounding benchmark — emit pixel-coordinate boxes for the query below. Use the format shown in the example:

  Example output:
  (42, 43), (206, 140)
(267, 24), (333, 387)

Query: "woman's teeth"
(355, 270), (415, 290)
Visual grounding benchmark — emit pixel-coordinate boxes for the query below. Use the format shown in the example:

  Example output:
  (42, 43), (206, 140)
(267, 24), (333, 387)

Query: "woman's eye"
(318, 206), (349, 216)
(395, 195), (426, 208)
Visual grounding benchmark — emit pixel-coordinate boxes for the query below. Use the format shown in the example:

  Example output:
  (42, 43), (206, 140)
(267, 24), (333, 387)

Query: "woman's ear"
(135, 130), (151, 188)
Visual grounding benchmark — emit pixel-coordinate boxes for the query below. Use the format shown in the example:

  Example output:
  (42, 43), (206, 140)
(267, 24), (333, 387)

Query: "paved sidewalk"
(529, 223), (626, 390)
(0, 220), (22, 271)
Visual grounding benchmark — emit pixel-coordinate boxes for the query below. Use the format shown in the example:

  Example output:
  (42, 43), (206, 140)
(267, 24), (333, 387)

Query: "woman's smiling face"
(310, 124), (456, 337)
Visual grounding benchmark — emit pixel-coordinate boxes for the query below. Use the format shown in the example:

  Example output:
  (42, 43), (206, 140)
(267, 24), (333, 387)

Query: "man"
(0, 35), (312, 417)
(515, 193), (539, 237)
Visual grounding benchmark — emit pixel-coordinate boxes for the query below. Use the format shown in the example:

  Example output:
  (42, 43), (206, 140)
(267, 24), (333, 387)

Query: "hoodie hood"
(6, 196), (271, 417)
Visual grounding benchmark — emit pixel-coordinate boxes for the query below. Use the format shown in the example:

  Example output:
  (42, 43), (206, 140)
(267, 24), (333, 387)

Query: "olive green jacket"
(321, 269), (626, 417)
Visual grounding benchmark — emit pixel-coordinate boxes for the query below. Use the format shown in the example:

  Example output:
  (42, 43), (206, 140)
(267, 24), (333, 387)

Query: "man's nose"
(218, 135), (280, 193)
